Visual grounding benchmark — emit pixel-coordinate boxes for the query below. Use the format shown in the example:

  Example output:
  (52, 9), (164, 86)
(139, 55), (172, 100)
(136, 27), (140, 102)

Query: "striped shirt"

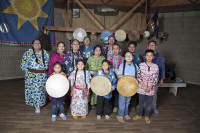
(137, 62), (159, 96)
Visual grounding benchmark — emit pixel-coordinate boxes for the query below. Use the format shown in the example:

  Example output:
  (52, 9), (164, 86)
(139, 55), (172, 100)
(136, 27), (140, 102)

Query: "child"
(108, 44), (123, 113)
(116, 51), (138, 123)
(87, 45), (105, 108)
(133, 49), (159, 124)
(51, 62), (67, 121)
(68, 60), (91, 119)
(94, 60), (117, 120)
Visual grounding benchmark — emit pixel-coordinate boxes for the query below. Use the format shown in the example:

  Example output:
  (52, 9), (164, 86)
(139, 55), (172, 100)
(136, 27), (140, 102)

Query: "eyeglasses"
(125, 55), (133, 58)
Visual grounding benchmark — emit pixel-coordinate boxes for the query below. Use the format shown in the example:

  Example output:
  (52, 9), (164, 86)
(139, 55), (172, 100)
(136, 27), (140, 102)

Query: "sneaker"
(73, 116), (78, 119)
(116, 116), (124, 123)
(52, 115), (56, 121)
(153, 109), (159, 114)
(113, 107), (118, 113)
(81, 115), (86, 119)
(133, 115), (142, 120)
(97, 115), (101, 120)
(105, 115), (110, 120)
(35, 109), (40, 114)
(145, 116), (151, 124)
(124, 115), (131, 120)
(60, 113), (67, 120)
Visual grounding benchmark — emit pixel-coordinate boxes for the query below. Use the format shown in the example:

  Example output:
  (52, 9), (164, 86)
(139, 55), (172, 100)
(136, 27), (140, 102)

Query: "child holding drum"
(94, 60), (117, 120)
(117, 51), (138, 123)
(50, 62), (67, 121)
(87, 45), (105, 108)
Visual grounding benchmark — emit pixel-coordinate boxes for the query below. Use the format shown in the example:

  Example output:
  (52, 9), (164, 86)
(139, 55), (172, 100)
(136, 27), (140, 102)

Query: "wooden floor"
(0, 80), (200, 133)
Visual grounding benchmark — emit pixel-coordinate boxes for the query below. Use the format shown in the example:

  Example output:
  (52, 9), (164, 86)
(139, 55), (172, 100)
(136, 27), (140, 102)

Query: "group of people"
(20, 35), (165, 124)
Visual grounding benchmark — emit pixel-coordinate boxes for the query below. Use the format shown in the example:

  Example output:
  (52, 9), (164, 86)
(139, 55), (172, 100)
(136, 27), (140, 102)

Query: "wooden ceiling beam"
(43, 26), (129, 34)
(110, 0), (146, 30)
(43, 26), (168, 38)
(74, 0), (105, 30)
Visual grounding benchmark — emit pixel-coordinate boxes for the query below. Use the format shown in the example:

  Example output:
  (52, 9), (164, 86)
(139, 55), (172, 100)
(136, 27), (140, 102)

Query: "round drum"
(115, 29), (126, 42)
(73, 28), (87, 42)
(46, 74), (69, 98)
(128, 30), (140, 41)
(143, 31), (150, 38)
(117, 76), (138, 97)
(101, 30), (112, 44)
(91, 75), (112, 96)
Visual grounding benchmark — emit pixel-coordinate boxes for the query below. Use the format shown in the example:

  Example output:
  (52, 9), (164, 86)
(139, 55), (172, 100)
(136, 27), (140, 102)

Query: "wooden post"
(74, 0), (105, 30)
(110, 0), (146, 30)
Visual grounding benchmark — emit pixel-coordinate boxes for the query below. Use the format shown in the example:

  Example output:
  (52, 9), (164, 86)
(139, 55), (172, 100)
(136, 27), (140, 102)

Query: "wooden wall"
(0, 8), (200, 85)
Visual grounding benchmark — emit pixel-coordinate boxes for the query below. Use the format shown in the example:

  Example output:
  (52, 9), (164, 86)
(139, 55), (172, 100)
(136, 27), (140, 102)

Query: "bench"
(159, 81), (187, 96)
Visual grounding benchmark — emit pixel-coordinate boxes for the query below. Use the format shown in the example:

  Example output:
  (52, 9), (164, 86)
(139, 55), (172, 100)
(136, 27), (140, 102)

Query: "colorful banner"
(151, 10), (159, 39)
(0, 0), (54, 47)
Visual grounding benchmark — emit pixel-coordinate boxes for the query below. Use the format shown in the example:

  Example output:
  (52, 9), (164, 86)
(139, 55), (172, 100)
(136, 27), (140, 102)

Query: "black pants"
(96, 96), (110, 115)
(130, 93), (138, 107)
(112, 89), (119, 108)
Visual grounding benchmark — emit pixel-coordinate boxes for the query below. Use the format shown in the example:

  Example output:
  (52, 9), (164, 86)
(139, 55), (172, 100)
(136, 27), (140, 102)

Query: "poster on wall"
(0, 0), (55, 47)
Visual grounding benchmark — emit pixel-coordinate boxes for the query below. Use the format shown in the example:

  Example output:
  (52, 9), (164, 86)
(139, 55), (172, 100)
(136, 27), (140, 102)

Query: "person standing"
(20, 39), (50, 113)
(68, 60), (91, 119)
(62, 39), (86, 76)
(116, 52), (138, 123)
(133, 49), (159, 124)
(87, 45), (105, 108)
(102, 35), (122, 59)
(48, 41), (66, 101)
(127, 41), (143, 111)
(108, 44), (123, 113)
(142, 40), (165, 114)
(79, 36), (94, 61)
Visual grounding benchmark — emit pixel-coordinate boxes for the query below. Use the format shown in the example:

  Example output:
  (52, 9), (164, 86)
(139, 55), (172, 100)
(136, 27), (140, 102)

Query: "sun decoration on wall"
(2, 0), (48, 30)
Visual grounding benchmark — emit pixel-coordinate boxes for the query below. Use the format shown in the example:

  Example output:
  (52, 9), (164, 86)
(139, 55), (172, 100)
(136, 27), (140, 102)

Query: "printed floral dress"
(68, 70), (91, 116)
(20, 48), (50, 107)
(86, 56), (105, 105)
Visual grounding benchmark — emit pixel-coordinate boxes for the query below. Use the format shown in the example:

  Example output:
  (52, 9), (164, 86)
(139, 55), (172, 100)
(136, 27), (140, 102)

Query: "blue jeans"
(117, 94), (131, 117)
(52, 97), (65, 115)
(138, 94), (153, 116)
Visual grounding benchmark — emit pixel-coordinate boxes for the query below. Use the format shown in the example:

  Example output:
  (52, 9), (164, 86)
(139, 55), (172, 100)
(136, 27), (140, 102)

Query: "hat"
(108, 35), (116, 40)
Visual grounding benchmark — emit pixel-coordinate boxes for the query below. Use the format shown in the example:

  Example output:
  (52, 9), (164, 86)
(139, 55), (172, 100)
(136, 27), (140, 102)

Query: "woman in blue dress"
(20, 39), (50, 113)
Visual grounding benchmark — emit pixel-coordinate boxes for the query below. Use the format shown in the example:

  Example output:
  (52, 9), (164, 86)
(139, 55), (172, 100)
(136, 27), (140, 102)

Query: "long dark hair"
(32, 39), (45, 67)
(123, 52), (137, 78)
(101, 59), (110, 72)
(57, 41), (65, 47)
(73, 60), (87, 88)
(53, 62), (63, 72)
(83, 36), (91, 44)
